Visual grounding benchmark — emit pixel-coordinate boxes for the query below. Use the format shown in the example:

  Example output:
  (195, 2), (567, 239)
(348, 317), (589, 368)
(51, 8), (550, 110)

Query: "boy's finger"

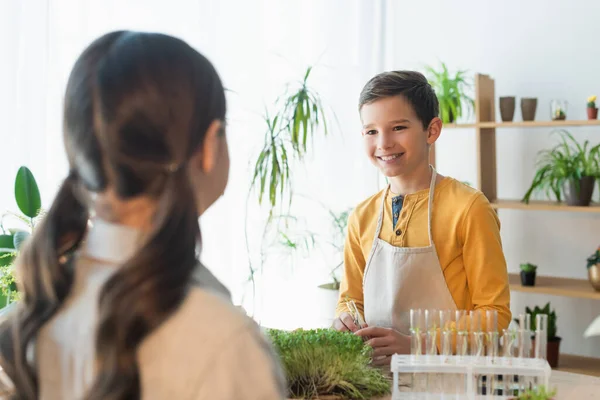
(355, 326), (389, 337)
(341, 313), (358, 332)
(365, 336), (393, 348)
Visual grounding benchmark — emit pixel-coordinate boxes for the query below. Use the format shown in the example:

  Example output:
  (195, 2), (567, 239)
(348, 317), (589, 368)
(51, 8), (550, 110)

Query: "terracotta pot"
(564, 176), (595, 206)
(520, 98), (537, 121)
(589, 264), (600, 291)
(499, 96), (516, 122)
(531, 337), (561, 368)
(588, 107), (598, 120)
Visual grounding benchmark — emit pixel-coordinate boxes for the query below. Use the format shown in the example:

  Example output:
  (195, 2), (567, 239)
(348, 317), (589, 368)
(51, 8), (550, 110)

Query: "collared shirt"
(336, 177), (512, 332)
(34, 218), (286, 400)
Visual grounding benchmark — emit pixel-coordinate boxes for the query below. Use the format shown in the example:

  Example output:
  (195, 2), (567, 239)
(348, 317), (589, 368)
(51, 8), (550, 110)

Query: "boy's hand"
(332, 312), (359, 332)
(355, 326), (411, 365)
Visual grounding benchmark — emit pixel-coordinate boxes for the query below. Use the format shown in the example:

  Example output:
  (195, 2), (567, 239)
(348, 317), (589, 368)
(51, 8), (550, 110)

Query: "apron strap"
(427, 165), (437, 247)
(373, 185), (388, 241)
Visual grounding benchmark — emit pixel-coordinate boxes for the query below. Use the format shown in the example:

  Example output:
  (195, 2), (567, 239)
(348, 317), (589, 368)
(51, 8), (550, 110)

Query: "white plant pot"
(314, 285), (340, 328)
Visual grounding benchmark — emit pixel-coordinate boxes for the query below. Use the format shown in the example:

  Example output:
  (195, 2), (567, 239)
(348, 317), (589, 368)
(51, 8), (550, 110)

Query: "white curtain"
(0, 0), (390, 328)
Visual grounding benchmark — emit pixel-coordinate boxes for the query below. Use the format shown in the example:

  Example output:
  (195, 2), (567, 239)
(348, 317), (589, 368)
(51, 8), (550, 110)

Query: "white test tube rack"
(390, 354), (551, 400)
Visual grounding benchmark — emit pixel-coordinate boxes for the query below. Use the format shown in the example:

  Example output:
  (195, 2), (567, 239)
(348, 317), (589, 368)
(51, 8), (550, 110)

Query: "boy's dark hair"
(359, 70), (439, 129)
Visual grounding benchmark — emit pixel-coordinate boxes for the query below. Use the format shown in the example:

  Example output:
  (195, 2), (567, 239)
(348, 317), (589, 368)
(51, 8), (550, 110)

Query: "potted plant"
(587, 96), (598, 120)
(0, 166), (43, 314)
(527, 302), (561, 368)
(519, 263), (537, 286)
(424, 62), (474, 124)
(266, 328), (391, 399)
(550, 99), (567, 121)
(243, 66), (333, 314)
(522, 129), (600, 206)
(586, 246), (600, 291)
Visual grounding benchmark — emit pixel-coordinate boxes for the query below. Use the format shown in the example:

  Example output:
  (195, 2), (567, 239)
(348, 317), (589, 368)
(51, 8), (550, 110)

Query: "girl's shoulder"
(137, 266), (286, 397)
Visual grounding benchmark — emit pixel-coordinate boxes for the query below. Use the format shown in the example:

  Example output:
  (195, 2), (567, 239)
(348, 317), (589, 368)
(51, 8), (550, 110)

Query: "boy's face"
(360, 95), (440, 178)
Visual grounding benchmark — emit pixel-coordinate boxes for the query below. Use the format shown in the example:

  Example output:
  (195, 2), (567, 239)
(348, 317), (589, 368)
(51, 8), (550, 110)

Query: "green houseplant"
(526, 302), (561, 368)
(424, 62), (474, 124)
(0, 166), (43, 308)
(522, 129), (600, 206)
(586, 245), (600, 291)
(266, 328), (391, 399)
(243, 66), (334, 314)
(519, 262), (537, 287)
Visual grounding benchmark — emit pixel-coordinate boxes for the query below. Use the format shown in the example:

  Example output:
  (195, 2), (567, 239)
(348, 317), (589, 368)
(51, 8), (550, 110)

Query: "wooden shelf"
(508, 273), (600, 300)
(556, 354), (600, 377)
(492, 199), (600, 213)
(444, 119), (600, 129)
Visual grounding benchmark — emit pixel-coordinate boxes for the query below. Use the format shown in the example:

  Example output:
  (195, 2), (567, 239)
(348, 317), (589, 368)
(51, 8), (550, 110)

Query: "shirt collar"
(82, 218), (144, 265)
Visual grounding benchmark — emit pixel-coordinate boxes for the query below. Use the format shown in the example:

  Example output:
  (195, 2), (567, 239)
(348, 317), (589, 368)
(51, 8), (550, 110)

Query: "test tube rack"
(390, 354), (551, 400)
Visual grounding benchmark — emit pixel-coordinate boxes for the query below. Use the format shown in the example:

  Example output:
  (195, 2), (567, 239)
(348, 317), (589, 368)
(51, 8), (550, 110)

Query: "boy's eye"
(393, 125), (406, 131)
(365, 129), (377, 135)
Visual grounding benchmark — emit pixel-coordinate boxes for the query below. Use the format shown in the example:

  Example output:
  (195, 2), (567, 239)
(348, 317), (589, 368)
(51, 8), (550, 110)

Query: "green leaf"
(0, 252), (15, 267)
(0, 235), (15, 251)
(15, 166), (41, 218)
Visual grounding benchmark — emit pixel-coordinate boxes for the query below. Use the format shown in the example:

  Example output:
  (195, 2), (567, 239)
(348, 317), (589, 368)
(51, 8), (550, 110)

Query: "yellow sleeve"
(335, 209), (366, 318)
(460, 193), (512, 332)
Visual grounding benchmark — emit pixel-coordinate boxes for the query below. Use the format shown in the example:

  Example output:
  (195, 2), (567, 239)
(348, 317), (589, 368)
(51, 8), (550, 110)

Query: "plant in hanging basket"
(521, 129), (600, 206)
(266, 328), (391, 400)
(519, 262), (537, 286)
(587, 95), (598, 120)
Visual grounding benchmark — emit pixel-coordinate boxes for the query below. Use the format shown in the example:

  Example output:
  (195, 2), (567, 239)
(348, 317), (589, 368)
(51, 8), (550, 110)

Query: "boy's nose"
(377, 132), (394, 150)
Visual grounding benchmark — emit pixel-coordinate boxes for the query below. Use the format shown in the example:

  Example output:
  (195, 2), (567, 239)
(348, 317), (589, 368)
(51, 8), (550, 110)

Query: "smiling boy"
(333, 71), (511, 365)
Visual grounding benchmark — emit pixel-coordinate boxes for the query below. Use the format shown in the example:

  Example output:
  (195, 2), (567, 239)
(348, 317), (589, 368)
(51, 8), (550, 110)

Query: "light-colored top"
(336, 177), (512, 332)
(34, 218), (286, 399)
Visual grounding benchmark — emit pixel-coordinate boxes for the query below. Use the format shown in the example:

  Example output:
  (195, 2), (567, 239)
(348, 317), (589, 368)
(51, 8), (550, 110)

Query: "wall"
(384, 0), (600, 357)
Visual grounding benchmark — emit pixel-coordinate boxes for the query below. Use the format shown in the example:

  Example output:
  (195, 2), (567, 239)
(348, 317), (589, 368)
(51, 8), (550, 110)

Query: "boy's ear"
(426, 117), (442, 145)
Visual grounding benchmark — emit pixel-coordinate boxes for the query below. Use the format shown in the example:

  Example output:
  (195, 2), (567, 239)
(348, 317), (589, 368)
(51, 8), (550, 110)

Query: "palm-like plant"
(250, 66), (329, 212)
(424, 62), (474, 124)
(522, 129), (600, 204)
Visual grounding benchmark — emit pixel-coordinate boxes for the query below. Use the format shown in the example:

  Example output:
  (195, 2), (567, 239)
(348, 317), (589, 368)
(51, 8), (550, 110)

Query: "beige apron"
(363, 166), (457, 336)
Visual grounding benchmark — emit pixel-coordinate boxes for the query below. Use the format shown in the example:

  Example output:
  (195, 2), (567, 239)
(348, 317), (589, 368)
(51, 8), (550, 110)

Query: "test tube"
(485, 310), (499, 359)
(455, 310), (468, 357)
(470, 310), (484, 358)
(425, 309), (439, 357)
(439, 310), (454, 356)
(410, 309), (424, 357)
(534, 314), (548, 360)
(502, 328), (516, 358)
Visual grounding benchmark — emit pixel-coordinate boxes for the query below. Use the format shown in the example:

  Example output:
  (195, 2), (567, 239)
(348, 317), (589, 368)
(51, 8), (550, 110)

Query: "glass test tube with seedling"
(410, 309), (424, 357)
(456, 310), (469, 357)
(440, 309), (454, 357)
(425, 309), (439, 357)
(486, 310), (499, 360)
(470, 310), (485, 359)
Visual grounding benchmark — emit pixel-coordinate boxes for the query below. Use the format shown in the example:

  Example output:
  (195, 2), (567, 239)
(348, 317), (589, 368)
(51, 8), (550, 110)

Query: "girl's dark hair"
(0, 30), (226, 399)
(358, 70), (439, 129)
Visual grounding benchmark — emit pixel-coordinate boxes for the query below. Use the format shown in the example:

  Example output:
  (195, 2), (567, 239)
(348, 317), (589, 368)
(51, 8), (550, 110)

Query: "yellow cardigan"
(336, 177), (512, 332)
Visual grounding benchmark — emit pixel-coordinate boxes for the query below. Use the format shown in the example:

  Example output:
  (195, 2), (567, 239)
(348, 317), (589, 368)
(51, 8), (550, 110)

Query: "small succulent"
(587, 95), (597, 109)
(587, 246), (600, 269)
(519, 263), (537, 273)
